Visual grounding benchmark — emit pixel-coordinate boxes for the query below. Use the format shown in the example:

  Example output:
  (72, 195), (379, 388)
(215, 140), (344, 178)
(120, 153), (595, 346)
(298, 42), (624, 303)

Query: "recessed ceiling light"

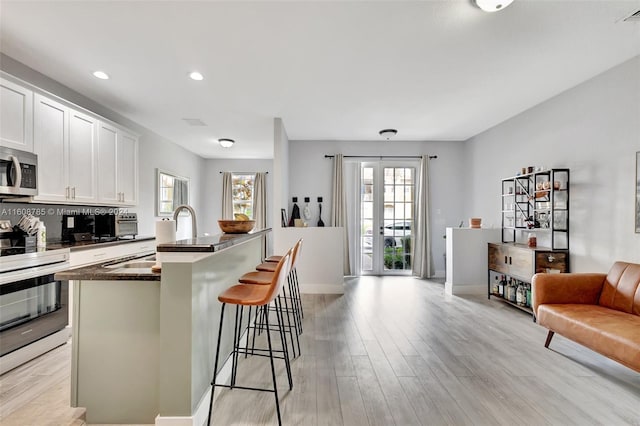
(189, 71), (204, 81)
(92, 71), (109, 80)
(218, 138), (235, 148)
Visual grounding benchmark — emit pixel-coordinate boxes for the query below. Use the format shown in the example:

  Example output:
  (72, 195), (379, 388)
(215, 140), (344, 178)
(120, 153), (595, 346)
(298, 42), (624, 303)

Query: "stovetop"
(0, 246), (37, 257)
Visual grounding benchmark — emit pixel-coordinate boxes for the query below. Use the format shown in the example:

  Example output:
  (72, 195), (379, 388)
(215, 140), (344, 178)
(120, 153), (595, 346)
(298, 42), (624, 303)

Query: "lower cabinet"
(488, 242), (569, 316)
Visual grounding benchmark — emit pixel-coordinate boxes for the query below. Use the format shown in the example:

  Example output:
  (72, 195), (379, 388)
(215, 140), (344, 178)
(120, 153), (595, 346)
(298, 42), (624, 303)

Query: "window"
(232, 173), (255, 219)
(156, 169), (189, 216)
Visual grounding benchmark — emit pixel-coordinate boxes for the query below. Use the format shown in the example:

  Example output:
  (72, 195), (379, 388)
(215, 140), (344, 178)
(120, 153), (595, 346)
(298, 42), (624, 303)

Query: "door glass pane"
(360, 167), (374, 272)
(383, 167), (414, 272)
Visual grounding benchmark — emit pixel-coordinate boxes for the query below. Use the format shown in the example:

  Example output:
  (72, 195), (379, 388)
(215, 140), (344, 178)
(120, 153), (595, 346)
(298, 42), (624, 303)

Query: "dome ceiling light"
(474, 0), (514, 12)
(379, 129), (398, 140)
(218, 138), (235, 148)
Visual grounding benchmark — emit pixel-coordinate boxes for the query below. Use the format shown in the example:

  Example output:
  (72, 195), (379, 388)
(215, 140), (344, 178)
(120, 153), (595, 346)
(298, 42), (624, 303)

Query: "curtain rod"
(219, 171), (269, 174)
(324, 155), (437, 159)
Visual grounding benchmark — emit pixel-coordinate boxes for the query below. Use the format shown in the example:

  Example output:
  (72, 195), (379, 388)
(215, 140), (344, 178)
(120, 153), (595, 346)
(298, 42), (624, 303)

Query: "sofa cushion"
(537, 304), (640, 372)
(598, 262), (640, 315)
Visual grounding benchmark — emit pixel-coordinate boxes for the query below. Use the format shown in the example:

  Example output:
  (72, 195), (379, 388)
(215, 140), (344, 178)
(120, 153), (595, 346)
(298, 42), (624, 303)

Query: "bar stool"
(207, 250), (292, 426)
(263, 240), (304, 322)
(257, 239), (304, 326)
(240, 239), (303, 356)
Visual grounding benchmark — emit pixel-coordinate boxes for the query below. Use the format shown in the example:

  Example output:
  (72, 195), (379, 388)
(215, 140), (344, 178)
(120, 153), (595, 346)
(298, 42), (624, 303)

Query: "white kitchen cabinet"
(97, 122), (119, 204)
(0, 77), (33, 152)
(33, 94), (98, 203)
(33, 94), (67, 201)
(117, 129), (138, 205)
(68, 110), (98, 203)
(97, 121), (138, 206)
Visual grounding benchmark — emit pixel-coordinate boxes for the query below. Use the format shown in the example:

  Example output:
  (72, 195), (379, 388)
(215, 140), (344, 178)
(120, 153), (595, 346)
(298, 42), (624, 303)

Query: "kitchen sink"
(117, 261), (156, 268)
(104, 258), (156, 269)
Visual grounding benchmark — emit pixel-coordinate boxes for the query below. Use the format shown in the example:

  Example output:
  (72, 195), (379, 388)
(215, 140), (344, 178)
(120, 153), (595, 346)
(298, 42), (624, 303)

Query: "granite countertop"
(47, 235), (155, 252)
(55, 252), (160, 281)
(157, 228), (271, 252)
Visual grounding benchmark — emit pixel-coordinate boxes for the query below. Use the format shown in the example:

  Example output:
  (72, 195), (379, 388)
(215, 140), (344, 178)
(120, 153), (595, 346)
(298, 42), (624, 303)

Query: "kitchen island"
(56, 228), (270, 425)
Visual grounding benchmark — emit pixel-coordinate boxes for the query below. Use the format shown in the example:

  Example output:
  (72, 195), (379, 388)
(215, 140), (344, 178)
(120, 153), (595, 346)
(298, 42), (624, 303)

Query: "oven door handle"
(8, 155), (22, 189)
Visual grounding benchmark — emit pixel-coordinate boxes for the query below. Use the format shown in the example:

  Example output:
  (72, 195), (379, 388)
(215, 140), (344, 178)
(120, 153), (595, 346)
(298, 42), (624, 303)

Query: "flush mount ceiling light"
(92, 71), (109, 80)
(474, 0), (514, 12)
(379, 129), (398, 140)
(218, 138), (235, 148)
(189, 71), (204, 81)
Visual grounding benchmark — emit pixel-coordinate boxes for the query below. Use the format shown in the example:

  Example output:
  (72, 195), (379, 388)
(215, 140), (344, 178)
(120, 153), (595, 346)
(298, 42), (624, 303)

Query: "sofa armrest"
(531, 273), (606, 316)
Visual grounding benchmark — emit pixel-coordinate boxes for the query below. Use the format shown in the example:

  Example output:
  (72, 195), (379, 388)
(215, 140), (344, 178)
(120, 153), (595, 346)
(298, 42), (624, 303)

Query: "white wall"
(287, 139), (467, 275)
(201, 158), (274, 234)
(0, 54), (205, 238)
(465, 56), (640, 272)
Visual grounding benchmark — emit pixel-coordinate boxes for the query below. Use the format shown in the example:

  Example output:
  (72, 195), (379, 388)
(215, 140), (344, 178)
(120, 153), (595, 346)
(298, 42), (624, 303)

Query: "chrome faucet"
(173, 205), (198, 239)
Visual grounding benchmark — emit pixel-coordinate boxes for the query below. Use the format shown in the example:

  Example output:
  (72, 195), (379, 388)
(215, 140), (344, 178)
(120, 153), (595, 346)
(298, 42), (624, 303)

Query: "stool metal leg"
(275, 296), (293, 390)
(207, 303), (227, 425)
(230, 305), (241, 388)
(280, 286), (297, 359)
(263, 303), (282, 426)
(293, 268), (304, 319)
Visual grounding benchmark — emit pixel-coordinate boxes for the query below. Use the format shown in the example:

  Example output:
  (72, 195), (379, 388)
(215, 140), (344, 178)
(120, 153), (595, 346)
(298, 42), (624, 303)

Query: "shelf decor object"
(488, 168), (570, 317)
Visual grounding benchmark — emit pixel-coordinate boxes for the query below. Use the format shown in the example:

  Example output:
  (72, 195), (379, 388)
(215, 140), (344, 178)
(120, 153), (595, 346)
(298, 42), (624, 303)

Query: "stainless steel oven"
(0, 146), (38, 198)
(0, 249), (70, 360)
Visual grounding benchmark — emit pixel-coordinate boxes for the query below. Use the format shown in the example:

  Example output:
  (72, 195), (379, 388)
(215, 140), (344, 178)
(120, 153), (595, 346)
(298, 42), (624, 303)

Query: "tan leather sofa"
(532, 261), (640, 373)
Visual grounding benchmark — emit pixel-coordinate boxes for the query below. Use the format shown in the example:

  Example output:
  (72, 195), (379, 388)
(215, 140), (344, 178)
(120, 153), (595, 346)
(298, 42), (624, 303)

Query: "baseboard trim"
(0, 327), (71, 375)
(445, 282), (486, 295)
(300, 283), (345, 294)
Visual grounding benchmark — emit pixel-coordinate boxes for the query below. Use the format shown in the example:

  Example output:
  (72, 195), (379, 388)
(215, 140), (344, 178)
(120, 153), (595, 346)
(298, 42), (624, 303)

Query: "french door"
(358, 161), (416, 275)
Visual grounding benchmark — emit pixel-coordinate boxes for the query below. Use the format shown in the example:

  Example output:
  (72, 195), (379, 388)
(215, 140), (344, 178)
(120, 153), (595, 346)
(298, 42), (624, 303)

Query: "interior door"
(358, 161), (416, 275)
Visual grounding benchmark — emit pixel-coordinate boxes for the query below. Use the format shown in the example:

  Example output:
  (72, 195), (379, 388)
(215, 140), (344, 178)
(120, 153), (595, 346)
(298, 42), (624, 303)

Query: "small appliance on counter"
(95, 212), (138, 239)
(61, 213), (94, 242)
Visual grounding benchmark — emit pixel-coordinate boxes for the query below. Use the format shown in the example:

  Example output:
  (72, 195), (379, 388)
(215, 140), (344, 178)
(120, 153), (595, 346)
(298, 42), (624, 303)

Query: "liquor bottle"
(498, 275), (505, 297)
(509, 279), (517, 302)
(492, 275), (500, 295)
(516, 281), (526, 306)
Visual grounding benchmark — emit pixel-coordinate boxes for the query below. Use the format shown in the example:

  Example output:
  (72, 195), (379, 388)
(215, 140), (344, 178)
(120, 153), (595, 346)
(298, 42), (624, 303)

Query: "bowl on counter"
(217, 220), (256, 234)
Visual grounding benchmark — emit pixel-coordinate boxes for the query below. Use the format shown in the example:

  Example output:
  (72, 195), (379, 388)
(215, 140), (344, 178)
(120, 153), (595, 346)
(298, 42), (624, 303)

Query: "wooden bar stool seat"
(239, 270), (273, 285)
(218, 284), (270, 305)
(256, 261), (277, 272)
(264, 255), (282, 263)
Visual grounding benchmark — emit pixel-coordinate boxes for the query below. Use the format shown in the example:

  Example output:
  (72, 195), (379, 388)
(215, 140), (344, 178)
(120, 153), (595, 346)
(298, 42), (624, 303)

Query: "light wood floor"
(1, 276), (639, 425)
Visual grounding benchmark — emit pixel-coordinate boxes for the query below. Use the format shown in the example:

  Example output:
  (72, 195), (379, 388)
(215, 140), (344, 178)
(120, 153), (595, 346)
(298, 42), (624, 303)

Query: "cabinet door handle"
(504, 256), (508, 264)
(66, 187), (70, 199)
(72, 187), (76, 199)
(509, 256), (512, 265)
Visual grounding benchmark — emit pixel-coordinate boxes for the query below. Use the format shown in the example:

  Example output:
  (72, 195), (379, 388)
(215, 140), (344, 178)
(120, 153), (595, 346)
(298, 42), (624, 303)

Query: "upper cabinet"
(29, 87), (138, 206)
(0, 78), (33, 152)
(33, 94), (98, 203)
(97, 122), (138, 206)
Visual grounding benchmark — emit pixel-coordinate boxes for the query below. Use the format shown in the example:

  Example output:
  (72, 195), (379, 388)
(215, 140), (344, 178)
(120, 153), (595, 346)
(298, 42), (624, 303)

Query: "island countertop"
(156, 227), (270, 252)
(54, 229), (270, 281)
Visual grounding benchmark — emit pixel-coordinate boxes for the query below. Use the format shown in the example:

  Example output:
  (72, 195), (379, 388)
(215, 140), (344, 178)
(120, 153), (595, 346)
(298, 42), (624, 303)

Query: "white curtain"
(221, 172), (233, 219)
(331, 154), (351, 275)
(412, 155), (434, 278)
(253, 172), (267, 254)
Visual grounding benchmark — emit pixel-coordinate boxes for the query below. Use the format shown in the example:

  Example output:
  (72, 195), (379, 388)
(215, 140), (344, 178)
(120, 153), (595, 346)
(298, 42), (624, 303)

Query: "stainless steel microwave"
(0, 146), (38, 197)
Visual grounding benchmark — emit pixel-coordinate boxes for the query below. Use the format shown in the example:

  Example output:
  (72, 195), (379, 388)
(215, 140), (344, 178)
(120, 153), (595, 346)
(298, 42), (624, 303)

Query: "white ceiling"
(1, 1), (639, 159)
